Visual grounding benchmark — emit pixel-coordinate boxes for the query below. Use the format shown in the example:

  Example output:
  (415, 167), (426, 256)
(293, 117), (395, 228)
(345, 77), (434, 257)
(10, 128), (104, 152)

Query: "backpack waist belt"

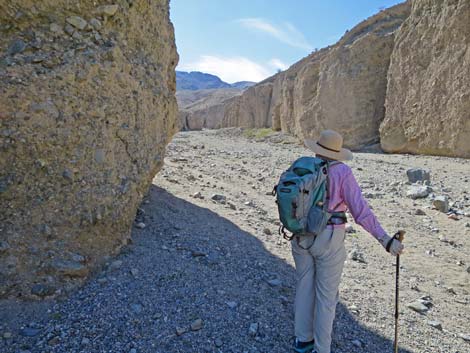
(327, 212), (347, 225)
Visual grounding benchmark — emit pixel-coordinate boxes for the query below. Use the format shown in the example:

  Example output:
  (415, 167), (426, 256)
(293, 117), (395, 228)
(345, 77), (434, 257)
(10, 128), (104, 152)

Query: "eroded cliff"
(380, 0), (470, 157)
(0, 0), (178, 298)
(191, 3), (410, 150)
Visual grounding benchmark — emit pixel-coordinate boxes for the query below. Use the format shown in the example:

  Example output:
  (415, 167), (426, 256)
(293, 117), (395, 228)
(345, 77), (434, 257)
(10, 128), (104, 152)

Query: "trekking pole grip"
(395, 230), (405, 243)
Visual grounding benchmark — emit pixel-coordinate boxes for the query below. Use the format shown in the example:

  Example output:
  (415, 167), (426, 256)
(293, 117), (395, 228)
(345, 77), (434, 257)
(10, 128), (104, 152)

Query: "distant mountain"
(176, 71), (255, 91)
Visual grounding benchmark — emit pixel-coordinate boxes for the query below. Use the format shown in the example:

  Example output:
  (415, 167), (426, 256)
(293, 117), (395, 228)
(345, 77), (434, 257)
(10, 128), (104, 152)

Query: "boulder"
(0, 0), (177, 298)
(380, 0), (470, 158)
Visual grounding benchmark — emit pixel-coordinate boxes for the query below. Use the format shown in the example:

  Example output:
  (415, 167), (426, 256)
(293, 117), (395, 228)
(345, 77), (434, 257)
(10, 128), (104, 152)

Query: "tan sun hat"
(304, 130), (353, 161)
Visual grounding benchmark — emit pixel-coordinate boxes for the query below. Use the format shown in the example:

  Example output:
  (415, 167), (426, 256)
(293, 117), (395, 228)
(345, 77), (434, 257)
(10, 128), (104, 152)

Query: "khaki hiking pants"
(291, 227), (347, 353)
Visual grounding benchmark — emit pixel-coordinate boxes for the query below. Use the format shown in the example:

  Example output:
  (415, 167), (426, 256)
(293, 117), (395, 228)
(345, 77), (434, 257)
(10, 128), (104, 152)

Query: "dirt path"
(1, 129), (469, 353)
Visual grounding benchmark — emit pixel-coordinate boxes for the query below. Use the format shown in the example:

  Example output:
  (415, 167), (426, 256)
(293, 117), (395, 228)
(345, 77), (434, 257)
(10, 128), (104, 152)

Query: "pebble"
(433, 195), (449, 212)
(109, 260), (123, 270)
(3, 332), (12, 339)
(89, 18), (102, 31)
(407, 300), (431, 314)
(176, 327), (187, 336)
(348, 248), (366, 263)
(193, 191), (204, 199)
(406, 168), (430, 184)
(66, 16), (88, 30)
(427, 320), (442, 330)
(81, 337), (90, 345)
(267, 278), (282, 287)
(225, 301), (238, 309)
(406, 185), (431, 199)
(214, 338), (223, 347)
(130, 303), (143, 314)
(249, 322), (259, 337)
(351, 339), (362, 348)
(190, 318), (203, 331)
(458, 333), (470, 342)
(211, 194), (226, 203)
(135, 222), (146, 229)
(7, 39), (26, 56)
(263, 228), (272, 235)
(97, 4), (119, 16)
(19, 327), (41, 337)
(415, 209), (426, 215)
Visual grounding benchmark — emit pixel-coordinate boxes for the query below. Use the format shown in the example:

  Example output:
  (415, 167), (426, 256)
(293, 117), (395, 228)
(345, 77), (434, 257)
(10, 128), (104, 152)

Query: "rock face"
(177, 88), (244, 130)
(380, 0), (470, 158)
(189, 3), (410, 149)
(0, 0), (178, 298)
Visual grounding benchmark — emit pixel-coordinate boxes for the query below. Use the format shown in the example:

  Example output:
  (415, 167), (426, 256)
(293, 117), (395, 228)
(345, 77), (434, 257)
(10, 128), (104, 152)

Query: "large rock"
(0, 0), (178, 298)
(380, 0), (470, 158)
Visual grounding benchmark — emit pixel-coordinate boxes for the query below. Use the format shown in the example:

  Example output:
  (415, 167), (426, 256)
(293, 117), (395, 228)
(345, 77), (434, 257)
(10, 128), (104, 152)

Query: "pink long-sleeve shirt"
(327, 162), (386, 239)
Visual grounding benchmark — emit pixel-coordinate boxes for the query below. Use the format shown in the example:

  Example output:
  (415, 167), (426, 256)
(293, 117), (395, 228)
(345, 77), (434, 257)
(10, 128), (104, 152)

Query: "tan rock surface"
(380, 0), (470, 158)
(0, 0), (178, 298)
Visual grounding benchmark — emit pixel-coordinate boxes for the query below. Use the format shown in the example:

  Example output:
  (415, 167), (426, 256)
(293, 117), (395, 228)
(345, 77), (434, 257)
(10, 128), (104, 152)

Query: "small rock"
(31, 284), (55, 298)
(130, 268), (139, 276)
(345, 223), (355, 233)
(89, 18), (102, 31)
(130, 303), (143, 314)
(192, 191), (204, 199)
(66, 16), (88, 30)
(227, 201), (237, 210)
(407, 300), (429, 314)
(263, 228), (272, 235)
(7, 39), (26, 56)
(406, 185), (431, 199)
(51, 259), (88, 277)
(109, 260), (123, 270)
(406, 168), (430, 184)
(245, 200), (255, 207)
(458, 333), (470, 342)
(175, 327), (187, 336)
(249, 322), (259, 337)
(49, 23), (63, 33)
(214, 338), (223, 347)
(448, 213), (460, 221)
(97, 4), (119, 16)
(64, 24), (75, 36)
(48, 336), (60, 346)
(190, 319), (203, 331)
(211, 194), (226, 203)
(3, 332), (12, 339)
(348, 249), (366, 263)
(415, 209), (426, 216)
(94, 149), (105, 163)
(135, 222), (146, 229)
(267, 278), (282, 287)
(81, 337), (90, 345)
(129, 349), (137, 353)
(0, 240), (10, 253)
(433, 196), (449, 213)
(427, 320), (442, 330)
(225, 301), (238, 309)
(20, 327), (41, 337)
(351, 339), (362, 348)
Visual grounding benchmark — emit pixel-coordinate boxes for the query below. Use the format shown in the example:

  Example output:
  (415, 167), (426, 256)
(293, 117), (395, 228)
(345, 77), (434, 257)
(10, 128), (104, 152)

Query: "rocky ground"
(1, 128), (469, 353)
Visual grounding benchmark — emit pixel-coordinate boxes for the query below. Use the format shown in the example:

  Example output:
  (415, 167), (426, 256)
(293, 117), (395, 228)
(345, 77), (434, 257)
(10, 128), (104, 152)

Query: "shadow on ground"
(0, 185), (413, 353)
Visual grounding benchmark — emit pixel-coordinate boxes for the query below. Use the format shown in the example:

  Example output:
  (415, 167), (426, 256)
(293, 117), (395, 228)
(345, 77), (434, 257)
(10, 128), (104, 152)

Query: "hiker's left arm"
(341, 169), (387, 240)
(341, 170), (404, 255)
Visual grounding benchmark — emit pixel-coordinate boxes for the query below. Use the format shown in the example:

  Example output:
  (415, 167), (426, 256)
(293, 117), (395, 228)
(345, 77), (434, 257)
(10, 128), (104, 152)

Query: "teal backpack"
(273, 157), (345, 240)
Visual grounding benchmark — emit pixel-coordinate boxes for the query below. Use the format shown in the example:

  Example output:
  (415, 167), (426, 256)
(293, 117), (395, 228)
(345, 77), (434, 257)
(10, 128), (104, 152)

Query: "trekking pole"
(394, 230), (405, 353)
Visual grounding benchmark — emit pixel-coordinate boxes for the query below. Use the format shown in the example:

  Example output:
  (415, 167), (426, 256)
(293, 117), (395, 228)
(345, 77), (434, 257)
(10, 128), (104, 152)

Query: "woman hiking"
(292, 130), (404, 353)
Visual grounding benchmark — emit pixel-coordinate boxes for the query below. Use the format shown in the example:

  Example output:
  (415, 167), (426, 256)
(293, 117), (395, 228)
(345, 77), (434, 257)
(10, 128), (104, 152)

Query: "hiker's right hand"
(378, 234), (404, 256)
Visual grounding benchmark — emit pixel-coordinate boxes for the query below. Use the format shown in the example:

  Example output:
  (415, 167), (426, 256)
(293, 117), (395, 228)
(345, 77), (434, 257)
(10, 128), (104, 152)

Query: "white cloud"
(237, 18), (313, 51)
(269, 58), (288, 71)
(179, 55), (273, 83)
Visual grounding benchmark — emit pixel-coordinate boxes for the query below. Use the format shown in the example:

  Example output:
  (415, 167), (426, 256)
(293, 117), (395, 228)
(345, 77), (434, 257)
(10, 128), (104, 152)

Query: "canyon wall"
(380, 0), (470, 158)
(0, 0), (178, 298)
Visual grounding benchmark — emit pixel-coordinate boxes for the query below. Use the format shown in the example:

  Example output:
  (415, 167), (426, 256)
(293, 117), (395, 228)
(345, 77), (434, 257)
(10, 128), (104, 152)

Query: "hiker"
(291, 130), (404, 353)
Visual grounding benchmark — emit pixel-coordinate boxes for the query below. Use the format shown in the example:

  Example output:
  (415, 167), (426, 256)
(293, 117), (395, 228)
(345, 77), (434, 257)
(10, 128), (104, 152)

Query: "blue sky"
(171, 0), (404, 83)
